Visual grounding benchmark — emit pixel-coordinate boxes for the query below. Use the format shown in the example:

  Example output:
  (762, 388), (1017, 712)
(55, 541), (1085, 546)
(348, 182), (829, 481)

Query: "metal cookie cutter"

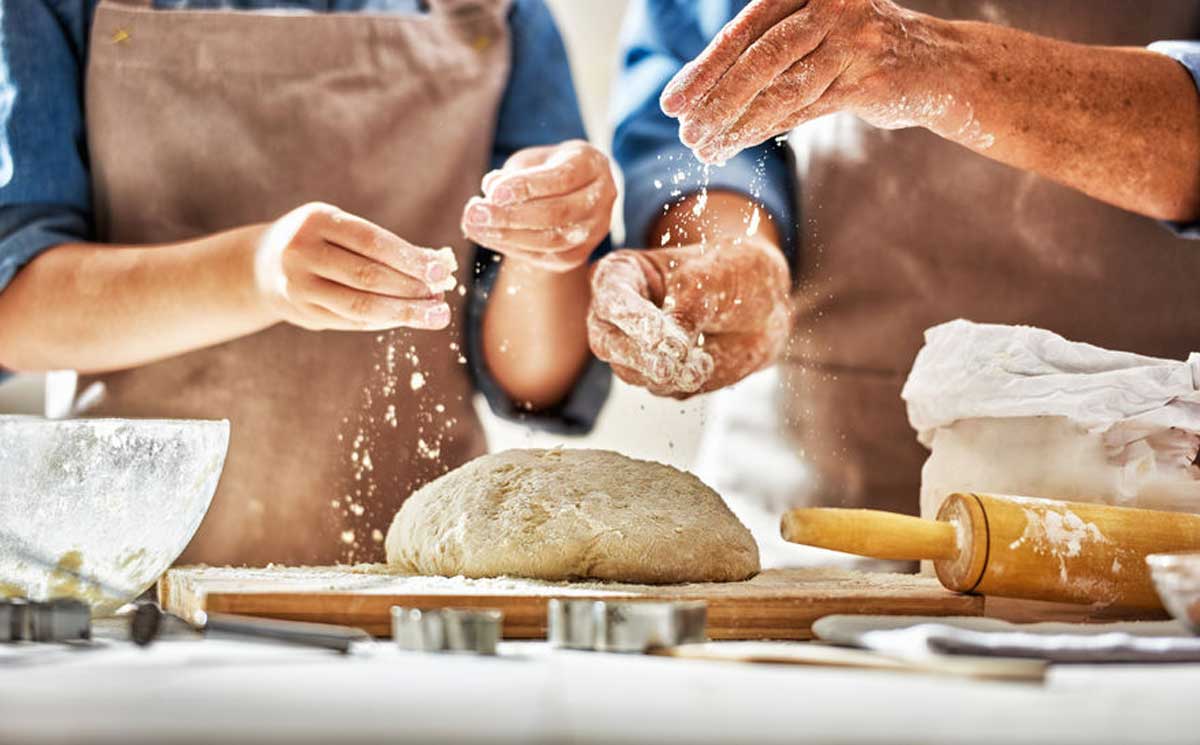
(390, 607), (503, 655)
(547, 599), (707, 653)
(1, 598), (91, 643)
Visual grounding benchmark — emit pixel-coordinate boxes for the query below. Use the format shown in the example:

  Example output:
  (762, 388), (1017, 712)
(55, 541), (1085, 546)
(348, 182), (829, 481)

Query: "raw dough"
(385, 448), (760, 583)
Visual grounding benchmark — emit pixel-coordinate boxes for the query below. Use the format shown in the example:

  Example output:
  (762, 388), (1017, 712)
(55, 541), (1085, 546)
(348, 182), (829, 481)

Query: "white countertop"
(1, 621), (1197, 745)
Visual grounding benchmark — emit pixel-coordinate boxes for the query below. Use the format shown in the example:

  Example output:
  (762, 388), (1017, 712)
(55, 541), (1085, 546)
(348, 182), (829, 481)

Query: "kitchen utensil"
(782, 493), (1200, 609)
(1, 527), (141, 599)
(130, 602), (370, 653)
(1146, 553), (1200, 632)
(814, 615), (1200, 664)
(0, 416), (229, 615)
(27, 598), (92, 642)
(390, 607), (502, 654)
(159, 565), (983, 640)
(0, 598), (28, 642)
(655, 641), (1046, 682)
(547, 599), (706, 653)
(0, 598), (91, 643)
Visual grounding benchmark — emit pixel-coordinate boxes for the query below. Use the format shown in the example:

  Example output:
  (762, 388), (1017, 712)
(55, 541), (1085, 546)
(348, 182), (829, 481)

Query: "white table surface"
(1, 621), (1197, 745)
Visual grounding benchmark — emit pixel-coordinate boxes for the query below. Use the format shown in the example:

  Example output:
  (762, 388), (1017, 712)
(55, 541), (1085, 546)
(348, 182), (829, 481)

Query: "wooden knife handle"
(780, 508), (960, 561)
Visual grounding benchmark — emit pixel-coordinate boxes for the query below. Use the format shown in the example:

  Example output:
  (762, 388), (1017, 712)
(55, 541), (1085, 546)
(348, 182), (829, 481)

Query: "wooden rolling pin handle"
(780, 508), (960, 561)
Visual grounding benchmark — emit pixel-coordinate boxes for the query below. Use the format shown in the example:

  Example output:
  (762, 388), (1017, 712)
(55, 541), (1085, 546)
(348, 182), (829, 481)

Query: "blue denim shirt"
(614, 0), (1200, 260)
(0, 0), (611, 434)
(1151, 40), (1200, 238)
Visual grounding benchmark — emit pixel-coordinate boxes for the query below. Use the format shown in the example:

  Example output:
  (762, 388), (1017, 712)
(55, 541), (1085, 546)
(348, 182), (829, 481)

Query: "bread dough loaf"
(385, 449), (760, 584)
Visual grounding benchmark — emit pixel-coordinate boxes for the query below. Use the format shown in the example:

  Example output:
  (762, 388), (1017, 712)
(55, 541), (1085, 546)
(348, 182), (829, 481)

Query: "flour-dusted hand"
(660, 0), (972, 164)
(462, 140), (617, 272)
(254, 202), (457, 332)
(587, 237), (791, 398)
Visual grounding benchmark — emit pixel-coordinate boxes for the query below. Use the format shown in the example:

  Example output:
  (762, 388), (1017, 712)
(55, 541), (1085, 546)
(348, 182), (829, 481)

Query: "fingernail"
(482, 170), (503, 190)
(661, 91), (685, 115)
(679, 121), (705, 148)
(427, 263), (450, 283)
(466, 204), (491, 225)
(493, 183), (519, 205)
(426, 304), (450, 326)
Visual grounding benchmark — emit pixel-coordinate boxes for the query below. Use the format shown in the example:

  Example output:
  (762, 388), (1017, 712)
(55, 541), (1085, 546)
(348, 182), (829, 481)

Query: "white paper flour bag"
(902, 320), (1200, 520)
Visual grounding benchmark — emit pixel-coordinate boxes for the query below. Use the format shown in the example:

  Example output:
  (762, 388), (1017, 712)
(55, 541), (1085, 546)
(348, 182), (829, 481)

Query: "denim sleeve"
(0, 1), (94, 380)
(1149, 40), (1200, 238)
(465, 0), (612, 435)
(612, 0), (796, 269)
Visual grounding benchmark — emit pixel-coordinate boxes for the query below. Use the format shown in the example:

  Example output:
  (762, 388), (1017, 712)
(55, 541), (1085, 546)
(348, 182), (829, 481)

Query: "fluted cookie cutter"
(390, 607), (503, 655)
(547, 599), (707, 653)
(0, 598), (91, 643)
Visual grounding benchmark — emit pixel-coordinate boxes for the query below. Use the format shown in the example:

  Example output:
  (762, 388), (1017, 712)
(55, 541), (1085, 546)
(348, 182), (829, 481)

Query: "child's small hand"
(254, 202), (455, 332)
(461, 140), (617, 272)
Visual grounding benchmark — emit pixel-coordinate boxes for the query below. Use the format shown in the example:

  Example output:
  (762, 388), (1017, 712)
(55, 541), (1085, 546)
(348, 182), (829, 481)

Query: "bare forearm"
(913, 18), (1200, 221)
(0, 225), (270, 373)
(666, 0), (1200, 222)
(482, 259), (591, 410)
(649, 190), (782, 250)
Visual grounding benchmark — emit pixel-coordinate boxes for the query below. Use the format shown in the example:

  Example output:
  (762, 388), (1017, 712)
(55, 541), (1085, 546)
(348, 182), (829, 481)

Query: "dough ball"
(385, 448), (760, 584)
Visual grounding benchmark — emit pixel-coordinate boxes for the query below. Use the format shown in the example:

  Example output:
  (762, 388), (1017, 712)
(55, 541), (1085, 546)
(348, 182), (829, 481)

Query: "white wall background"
(0, 0), (710, 470)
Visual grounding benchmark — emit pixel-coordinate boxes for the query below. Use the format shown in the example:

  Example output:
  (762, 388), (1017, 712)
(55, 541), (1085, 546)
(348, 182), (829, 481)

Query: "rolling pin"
(781, 493), (1200, 610)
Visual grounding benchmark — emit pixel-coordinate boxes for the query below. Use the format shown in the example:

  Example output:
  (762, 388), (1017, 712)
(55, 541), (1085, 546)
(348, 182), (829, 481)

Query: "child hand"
(462, 140), (617, 272)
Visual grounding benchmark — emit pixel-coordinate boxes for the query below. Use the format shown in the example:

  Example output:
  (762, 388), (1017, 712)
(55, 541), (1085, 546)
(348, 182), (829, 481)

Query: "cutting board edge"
(167, 583), (984, 640)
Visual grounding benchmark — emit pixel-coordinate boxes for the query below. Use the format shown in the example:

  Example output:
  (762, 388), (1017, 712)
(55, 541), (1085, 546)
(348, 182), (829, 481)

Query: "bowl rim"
(0, 414), (230, 425)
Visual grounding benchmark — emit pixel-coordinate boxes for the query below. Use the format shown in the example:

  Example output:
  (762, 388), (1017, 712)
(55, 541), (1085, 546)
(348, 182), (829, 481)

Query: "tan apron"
(783, 1), (1200, 517)
(81, 0), (511, 565)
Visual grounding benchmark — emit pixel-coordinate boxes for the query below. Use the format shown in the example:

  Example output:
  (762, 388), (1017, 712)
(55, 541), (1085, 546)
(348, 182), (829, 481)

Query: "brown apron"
(783, 1), (1200, 517)
(81, 0), (511, 565)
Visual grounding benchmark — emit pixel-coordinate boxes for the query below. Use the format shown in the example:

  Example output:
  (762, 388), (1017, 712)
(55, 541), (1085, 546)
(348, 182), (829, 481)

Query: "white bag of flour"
(902, 320), (1200, 521)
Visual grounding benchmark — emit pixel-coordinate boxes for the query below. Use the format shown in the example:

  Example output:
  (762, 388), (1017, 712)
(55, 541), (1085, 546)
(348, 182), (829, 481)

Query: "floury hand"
(587, 236), (790, 398)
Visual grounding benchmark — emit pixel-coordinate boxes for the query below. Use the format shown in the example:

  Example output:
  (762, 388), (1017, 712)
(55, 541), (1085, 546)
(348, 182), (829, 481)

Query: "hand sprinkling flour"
(462, 139), (617, 273)
(659, 0), (993, 164)
(253, 202), (456, 331)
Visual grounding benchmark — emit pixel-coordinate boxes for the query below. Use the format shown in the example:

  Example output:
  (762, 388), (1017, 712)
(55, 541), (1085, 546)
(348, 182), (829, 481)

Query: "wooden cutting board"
(159, 565), (983, 640)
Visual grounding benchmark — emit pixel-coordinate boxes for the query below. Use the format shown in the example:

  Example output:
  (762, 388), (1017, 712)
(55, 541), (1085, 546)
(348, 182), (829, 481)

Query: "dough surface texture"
(385, 448), (760, 584)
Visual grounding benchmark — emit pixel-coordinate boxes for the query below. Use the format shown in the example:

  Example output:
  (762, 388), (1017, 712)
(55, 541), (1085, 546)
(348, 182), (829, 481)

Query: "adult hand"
(462, 140), (617, 272)
(253, 202), (457, 332)
(660, 0), (962, 164)
(587, 236), (791, 398)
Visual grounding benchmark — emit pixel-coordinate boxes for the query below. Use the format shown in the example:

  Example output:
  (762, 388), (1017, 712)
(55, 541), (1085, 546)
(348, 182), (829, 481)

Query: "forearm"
(649, 190), (782, 252)
(911, 17), (1200, 222)
(0, 225), (271, 373)
(482, 258), (592, 410)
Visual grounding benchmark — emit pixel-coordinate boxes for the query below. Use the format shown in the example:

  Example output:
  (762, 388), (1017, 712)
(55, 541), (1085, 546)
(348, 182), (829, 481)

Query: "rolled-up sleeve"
(1149, 40), (1200, 238)
(0, 1), (94, 379)
(465, 0), (612, 435)
(612, 0), (796, 267)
